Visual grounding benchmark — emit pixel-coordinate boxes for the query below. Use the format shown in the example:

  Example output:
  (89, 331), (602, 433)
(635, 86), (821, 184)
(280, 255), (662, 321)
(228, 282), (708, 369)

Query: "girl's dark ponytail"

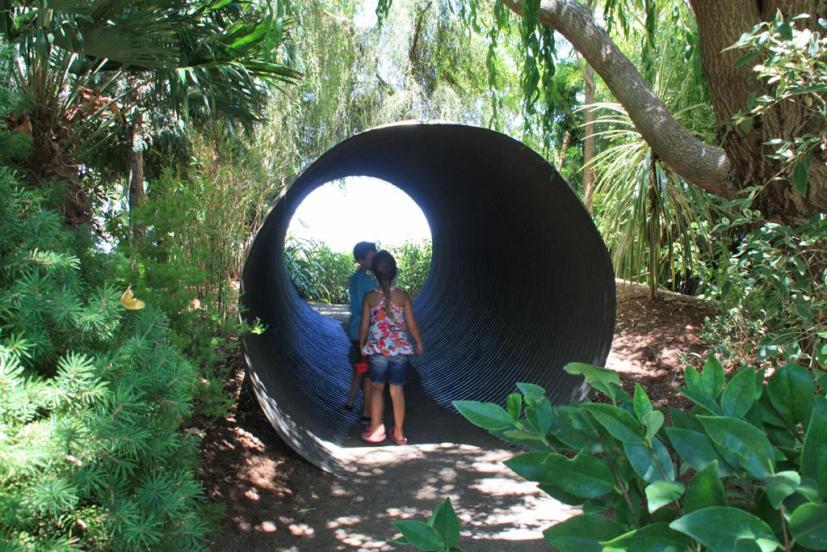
(371, 250), (398, 322)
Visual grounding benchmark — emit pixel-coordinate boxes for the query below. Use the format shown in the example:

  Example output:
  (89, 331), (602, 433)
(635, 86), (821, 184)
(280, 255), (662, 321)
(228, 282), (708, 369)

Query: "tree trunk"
(689, 0), (827, 221)
(581, 59), (596, 212)
(502, 0), (827, 222)
(127, 115), (146, 243)
(556, 129), (571, 168)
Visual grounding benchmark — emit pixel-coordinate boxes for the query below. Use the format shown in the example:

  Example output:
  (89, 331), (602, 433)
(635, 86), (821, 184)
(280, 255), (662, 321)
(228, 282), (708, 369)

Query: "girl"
(358, 250), (423, 445)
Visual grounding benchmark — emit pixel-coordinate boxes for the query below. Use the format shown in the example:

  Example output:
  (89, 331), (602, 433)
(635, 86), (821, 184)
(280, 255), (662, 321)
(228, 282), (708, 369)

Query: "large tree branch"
(504, 0), (734, 198)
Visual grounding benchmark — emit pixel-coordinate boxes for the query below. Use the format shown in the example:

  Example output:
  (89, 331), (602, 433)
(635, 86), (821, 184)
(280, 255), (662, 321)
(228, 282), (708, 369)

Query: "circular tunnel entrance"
(241, 122), (615, 470)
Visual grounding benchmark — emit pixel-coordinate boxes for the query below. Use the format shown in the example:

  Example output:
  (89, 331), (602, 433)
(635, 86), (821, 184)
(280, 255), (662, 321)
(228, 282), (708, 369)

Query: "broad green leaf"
(624, 437), (675, 483)
(525, 396), (554, 434)
(666, 427), (735, 476)
(684, 461), (727, 513)
(801, 398), (827, 501)
(734, 539), (766, 552)
(702, 356), (725, 399)
(788, 503), (827, 550)
(757, 392), (789, 428)
(516, 382), (545, 401)
(428, 499), (460, 548)
(453, 400), (514, 431)
(633, 384), (653, 419)
(599, 528), (636, 548)
(584, 403), (645, 445)
(734, 51), (760, 69)
(393, 520), (445, 551)
(792, 151), (813, 196)
(678, 384), (722, 415)
(542, 452), (616, 499)
(721, 367), (758, 418)
(538, 483), (585, 506)
(669, 408), (703, 432)
(642, 411), (664, 443)
(764, 471), (800, 509)
(777, 20), (794, 40)
(543, 514), (625, 552)
(627, 523), (691, 552)
(501, 428), (549, 449)
(670, 507), (780, 552)
(583, 499), (610, 514)
(645, 481), (685, 513)
(698, 416), (776, 478)
(505, 452), (551, 483)
(564, 363), (621, 402)
(549, 406), (601, 450)
(767, 364), (814, 427)
(685, 365), (704, 397)
(506, 392), (522, 420)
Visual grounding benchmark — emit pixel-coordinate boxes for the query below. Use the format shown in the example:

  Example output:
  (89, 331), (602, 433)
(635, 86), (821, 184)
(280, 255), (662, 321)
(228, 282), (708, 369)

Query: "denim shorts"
(368, 354), (409, 386)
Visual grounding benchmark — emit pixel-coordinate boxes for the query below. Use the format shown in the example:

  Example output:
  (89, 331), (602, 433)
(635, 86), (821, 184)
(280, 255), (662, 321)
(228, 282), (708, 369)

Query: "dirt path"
(201, 282), (714, 551)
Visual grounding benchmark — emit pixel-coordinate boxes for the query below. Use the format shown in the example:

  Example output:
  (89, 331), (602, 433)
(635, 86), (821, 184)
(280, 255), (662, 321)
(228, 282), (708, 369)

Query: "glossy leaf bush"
(399, 358), (827, 551)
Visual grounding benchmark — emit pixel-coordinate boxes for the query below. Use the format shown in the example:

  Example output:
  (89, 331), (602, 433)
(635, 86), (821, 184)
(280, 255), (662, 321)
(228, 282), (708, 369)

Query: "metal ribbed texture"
(240, 123), (615, 470)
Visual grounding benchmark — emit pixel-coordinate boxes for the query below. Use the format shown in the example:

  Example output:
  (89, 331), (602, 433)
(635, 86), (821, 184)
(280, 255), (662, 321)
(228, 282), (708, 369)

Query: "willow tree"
(490, 0), (826, 223)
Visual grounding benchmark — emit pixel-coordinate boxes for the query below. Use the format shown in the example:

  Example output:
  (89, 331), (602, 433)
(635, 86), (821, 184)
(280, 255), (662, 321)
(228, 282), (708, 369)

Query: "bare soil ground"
(199, 281), (715, 551)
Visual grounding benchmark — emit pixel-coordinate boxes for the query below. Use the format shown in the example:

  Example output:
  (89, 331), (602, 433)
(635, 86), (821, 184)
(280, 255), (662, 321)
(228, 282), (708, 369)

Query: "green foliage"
(390, 241), (432, 295)
(0, 168), (206, 550)
(284, 238), (432, 303)
(401, 357), (827, 551)
(585, 7), (719, 296)
(730, 13), (826, 197)
(105, 137), (272, 416)
(701, 205), (826, 371)
(284, 238), (354, 304)
(393, 499), (461, 551)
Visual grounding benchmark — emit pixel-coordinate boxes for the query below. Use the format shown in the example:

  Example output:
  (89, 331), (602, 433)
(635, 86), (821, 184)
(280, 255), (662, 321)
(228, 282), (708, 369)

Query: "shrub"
(284, 238), (433, 303)
(390, 240), (432, 297)
(284, 237), (354, 303)
(701, 206), (826, 370)
(109, 161), (269, 417)
(0, 171), (207, 550)
(397, 359), (827, 551)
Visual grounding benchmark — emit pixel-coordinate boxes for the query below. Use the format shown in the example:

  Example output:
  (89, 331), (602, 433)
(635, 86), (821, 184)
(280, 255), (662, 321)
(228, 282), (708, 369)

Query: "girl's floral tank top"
(361, 288), (414, 356)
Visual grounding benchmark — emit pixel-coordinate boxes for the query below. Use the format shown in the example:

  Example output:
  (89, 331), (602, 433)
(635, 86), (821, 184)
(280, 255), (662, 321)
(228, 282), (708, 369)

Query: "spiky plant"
(0, 145), (206, 550)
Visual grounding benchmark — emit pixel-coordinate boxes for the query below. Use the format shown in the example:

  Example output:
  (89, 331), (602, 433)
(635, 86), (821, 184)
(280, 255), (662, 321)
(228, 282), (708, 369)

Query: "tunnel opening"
(283, 176), (433, 308)
(241, 123), (616, 471)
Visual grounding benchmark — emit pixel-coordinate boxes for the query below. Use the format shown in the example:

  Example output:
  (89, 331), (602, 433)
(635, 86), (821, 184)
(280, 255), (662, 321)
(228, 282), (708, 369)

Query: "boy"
(344, 241), (377, 420)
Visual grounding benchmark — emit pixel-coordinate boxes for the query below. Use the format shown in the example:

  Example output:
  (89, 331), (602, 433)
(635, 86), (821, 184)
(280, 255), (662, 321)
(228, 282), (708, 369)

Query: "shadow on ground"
(204, 367), (573, 551)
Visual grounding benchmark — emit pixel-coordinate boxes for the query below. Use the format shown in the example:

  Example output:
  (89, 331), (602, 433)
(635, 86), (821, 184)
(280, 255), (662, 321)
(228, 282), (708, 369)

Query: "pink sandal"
(361, 424), (386, 444)
(387, 428), (408, 446)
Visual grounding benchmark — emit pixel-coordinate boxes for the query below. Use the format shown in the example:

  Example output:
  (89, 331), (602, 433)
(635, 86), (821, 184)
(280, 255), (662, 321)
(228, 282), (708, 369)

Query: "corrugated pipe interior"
(240, 123), (615, 471)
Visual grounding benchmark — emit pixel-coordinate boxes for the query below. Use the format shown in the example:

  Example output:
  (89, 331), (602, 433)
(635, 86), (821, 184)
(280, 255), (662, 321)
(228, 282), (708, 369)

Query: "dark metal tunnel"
(240, 122), (615, 471)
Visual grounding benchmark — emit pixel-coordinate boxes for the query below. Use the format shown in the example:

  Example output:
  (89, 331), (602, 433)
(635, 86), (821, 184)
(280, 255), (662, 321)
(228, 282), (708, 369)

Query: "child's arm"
(404, 293), (424, 354)
(358, 293), (372, 350)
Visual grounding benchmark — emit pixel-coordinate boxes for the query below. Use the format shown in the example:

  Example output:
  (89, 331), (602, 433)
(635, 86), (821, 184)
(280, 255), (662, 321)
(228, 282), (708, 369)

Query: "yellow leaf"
(120, 287), (146, 310)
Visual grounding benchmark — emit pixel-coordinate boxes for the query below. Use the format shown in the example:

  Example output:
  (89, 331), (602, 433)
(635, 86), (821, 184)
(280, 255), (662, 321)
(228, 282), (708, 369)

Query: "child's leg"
(387, 356), (408, 439)
(345, 369), (361, 408)
(369, 382), (386, 432)
(388, 384), (405, 439)
(345, 340), (363, 409)
(361, 376), (371, 417)
(365, 355), (388, 433)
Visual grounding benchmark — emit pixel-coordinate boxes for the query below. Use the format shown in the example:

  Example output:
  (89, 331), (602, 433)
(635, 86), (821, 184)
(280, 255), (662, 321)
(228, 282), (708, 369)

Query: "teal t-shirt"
(347, 269), (378, 340)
